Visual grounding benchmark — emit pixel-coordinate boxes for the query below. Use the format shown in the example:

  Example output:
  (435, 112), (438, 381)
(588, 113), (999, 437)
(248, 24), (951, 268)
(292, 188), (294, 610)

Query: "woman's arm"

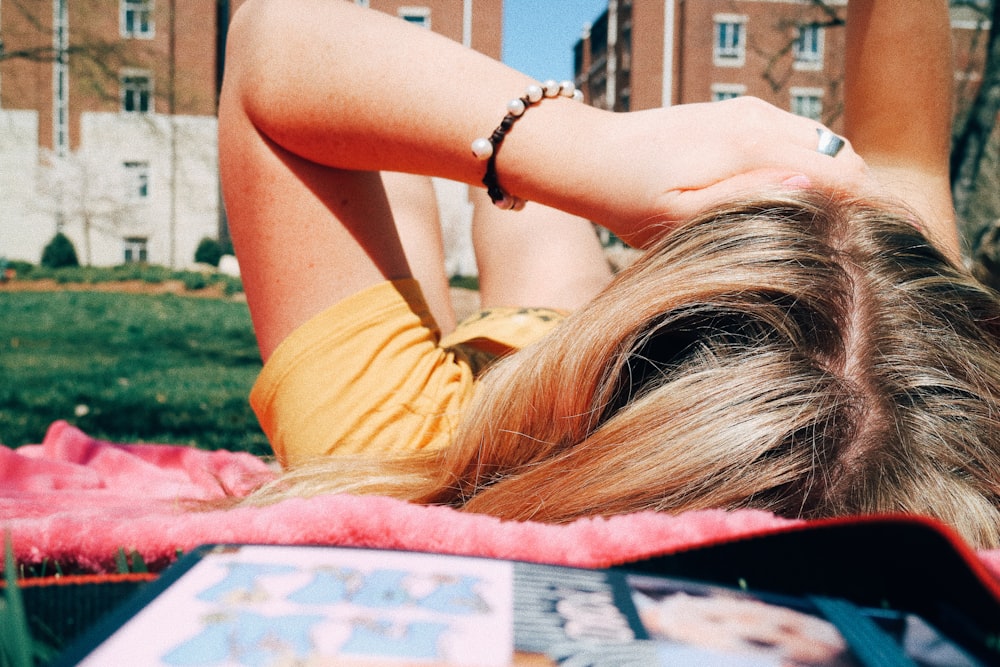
(381, 172), (456, 334)
(224, 0), (874, 243)
(220, 0), (879, 355)
(844, 0), (959, 259)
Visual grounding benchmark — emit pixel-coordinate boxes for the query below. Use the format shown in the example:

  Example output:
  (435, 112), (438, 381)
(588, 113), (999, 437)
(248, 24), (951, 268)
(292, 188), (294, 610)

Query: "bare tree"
(35, 148), (141, 265)
(0, 0), (136, 107)
(752, 2), (845, 94)
(951, 0), (1000, 234)
(751, 0), (999, 253)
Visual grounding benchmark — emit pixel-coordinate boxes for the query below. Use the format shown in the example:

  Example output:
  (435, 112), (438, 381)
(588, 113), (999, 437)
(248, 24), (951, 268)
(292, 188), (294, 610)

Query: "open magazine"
(54, 521), (1000, 666)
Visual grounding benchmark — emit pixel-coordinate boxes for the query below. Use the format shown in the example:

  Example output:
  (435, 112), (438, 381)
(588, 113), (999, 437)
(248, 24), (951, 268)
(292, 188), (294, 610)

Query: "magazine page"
(75, 545), (517, 666)
(59, 544), (979, 666)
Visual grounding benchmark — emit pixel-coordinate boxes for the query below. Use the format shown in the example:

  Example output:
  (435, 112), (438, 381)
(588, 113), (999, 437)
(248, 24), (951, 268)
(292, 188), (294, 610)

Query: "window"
(793, 24), (824, 70)
(121, 71), (153, 113)
(123, 161), (150, 201)
(714, 15), (746, 67)
(398, 7), (430, 29)
(589, 70), (608, 111)
(711, 83), (745, 102)
(620, 21), (633, 72)
(123, 237), (149, 263)
(791, 88), (824, 121)
(121, 0), (154, 38)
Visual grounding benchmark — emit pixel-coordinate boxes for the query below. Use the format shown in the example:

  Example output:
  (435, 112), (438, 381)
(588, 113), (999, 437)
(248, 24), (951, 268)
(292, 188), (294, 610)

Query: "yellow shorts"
(250, 280), (565, 467)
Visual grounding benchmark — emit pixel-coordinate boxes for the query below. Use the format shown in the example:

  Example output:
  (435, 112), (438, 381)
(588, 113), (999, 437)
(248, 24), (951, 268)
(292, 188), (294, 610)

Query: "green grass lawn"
(0, 290), (269, 455)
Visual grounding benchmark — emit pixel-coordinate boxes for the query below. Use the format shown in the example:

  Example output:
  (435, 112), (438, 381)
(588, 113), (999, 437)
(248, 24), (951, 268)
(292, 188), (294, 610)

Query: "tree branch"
(951, 0), (1000, 222)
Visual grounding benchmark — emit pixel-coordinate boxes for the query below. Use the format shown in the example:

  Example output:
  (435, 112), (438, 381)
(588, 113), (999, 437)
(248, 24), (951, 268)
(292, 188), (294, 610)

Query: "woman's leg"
(471, 188), (612, 311)
(381, 172), (456, 334)
(220, 81), (411, 361)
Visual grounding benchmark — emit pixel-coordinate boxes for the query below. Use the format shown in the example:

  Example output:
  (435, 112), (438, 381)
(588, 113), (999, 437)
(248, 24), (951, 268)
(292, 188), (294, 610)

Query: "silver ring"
(816, 128), (845, 157)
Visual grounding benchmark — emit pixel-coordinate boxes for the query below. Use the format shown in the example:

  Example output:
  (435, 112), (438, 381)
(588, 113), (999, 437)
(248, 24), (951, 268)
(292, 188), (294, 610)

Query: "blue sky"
(502, 0), (609, 82)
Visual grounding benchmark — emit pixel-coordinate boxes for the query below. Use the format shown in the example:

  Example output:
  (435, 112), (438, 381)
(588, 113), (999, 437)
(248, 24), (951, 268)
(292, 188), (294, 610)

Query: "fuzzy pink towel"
(4, 421), (1000, 581)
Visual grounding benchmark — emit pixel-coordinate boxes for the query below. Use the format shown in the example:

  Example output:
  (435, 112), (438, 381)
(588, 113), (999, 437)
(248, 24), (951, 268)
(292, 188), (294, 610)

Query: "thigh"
(471, 188), (612, 311)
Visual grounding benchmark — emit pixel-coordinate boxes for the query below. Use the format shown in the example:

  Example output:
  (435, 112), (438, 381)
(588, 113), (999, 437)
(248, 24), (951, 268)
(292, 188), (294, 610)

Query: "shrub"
(40, 233), (79, 268)
(221, 276), (244, 296)
(449, 275), (480, 291)
(138, 265), (173, 284)
(52, 266), (95, 284)
(182, 272), (208, 291)
(194, 237), (223, 267)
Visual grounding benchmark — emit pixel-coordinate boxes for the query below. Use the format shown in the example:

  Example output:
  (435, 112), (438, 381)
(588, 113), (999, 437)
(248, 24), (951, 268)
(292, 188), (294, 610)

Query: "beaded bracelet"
(471, 80), (584, 210)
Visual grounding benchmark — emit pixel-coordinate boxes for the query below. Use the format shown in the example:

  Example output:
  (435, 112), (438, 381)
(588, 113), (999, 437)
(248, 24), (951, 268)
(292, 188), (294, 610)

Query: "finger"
(629, 162), (877, 249)
(788, 139), (874, 192)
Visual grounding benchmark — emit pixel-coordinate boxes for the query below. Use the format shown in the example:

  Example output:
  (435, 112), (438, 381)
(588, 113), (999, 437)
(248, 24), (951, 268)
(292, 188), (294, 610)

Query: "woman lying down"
(218, 0), (1000, 548)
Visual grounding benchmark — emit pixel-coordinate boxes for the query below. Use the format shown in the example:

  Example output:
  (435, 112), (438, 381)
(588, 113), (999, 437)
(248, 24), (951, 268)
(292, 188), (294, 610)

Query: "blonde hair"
(249, 193), (1000, 548)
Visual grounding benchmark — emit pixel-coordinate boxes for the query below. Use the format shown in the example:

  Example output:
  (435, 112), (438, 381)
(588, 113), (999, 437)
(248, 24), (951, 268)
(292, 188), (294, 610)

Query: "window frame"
(398, 6), (431, 29)
(713, 14), (747, 68)
(120, 0), (155, 39)
(711, 83), (746, 102)
(123, 160), (151, 202)
(123, 236), (149, 264)
(793, 23), (824, 71)
(790, 87), (824, 121)
(120, 70), (154, 114)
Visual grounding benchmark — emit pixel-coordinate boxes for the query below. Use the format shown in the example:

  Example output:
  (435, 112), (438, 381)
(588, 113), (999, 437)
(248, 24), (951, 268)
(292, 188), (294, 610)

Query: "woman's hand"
(593, 97), (878, 247)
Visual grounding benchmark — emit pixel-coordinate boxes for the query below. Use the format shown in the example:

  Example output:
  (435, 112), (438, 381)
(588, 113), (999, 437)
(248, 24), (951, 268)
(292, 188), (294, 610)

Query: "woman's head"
(254, 192), (1000, 548)
(439, 192), (1000, 547)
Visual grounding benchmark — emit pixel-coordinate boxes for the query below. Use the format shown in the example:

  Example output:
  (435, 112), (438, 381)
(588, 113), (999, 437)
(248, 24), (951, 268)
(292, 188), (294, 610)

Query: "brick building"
(2, 1), (989, 269)
(0, 0), (501, 269)
(574, 0), (992, 131)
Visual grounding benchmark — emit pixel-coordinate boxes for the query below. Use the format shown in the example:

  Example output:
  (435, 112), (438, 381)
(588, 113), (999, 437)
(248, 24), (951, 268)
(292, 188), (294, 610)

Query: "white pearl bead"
(558, 81), (576, 97)
(507, 98), (526, 116)
(471, 137), (493, 160)
(525, 84), (543, 104)
(572, 89), (584, 103)
(543, 80), (560, 97)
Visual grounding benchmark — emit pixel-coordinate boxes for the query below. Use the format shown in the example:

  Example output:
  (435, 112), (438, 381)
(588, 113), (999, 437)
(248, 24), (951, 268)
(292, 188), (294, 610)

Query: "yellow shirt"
(250, 279), (565, 467)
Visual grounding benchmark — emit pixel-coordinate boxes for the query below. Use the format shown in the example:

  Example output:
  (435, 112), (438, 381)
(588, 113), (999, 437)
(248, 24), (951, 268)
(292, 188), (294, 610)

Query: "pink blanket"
(4, 420), (1000, 580)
